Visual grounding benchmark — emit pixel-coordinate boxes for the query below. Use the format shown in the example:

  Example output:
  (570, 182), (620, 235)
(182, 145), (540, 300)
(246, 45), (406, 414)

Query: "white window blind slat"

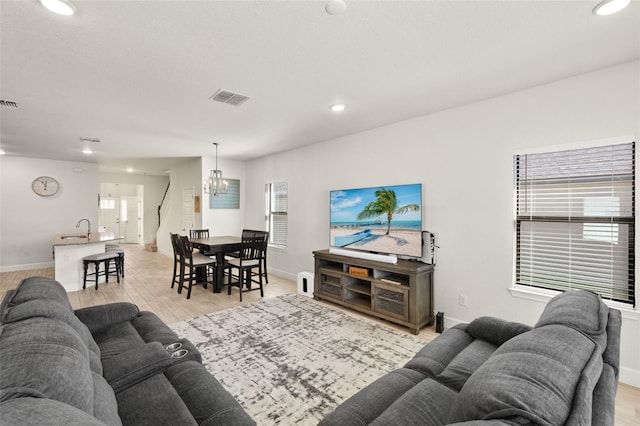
(265, 182), (288, 248)
(514, 142), (635, 305)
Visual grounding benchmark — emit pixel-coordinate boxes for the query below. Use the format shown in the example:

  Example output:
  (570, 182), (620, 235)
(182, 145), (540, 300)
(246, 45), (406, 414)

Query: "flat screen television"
(330, 183), (423, 258)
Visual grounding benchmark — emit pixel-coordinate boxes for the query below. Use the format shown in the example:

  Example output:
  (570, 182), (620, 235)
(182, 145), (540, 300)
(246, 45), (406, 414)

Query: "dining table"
(190, 235), (242, 293)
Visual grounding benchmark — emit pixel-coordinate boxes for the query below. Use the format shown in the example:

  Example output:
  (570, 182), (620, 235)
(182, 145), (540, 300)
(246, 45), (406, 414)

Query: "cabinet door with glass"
(372, 282), (409, 321)
(317, 269), (342, 300)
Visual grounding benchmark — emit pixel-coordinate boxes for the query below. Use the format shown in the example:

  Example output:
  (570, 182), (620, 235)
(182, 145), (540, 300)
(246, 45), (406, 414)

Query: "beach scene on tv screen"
(330, 183), (422, 257)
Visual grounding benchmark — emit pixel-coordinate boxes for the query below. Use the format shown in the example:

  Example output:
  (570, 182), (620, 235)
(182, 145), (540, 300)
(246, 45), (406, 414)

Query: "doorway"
(99, 184), (143, 244)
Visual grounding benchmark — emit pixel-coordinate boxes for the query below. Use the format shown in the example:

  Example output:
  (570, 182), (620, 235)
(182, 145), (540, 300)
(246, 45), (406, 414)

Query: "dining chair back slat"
(190, 229), (210, 239)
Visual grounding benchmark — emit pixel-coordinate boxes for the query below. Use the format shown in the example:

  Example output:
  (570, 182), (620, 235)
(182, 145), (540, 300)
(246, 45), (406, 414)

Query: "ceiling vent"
(0, 99), (18, 108)
(80, 137), (101, 143)
(209, 89), (250, 106)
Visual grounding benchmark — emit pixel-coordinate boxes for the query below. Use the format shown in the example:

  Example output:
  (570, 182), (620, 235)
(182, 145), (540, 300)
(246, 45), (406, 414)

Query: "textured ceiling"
(1, 0), (638, 175)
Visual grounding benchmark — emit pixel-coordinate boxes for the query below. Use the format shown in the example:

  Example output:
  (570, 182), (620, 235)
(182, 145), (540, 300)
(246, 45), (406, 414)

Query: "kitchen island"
(53, 232), (122, 292)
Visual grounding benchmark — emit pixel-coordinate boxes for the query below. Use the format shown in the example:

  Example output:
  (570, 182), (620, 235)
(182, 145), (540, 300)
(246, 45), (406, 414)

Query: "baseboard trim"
(267, 267), (297, 282)
(442, 315), (467, 331)
(0, 261), (54, 273)
(620, 366), (640, 387)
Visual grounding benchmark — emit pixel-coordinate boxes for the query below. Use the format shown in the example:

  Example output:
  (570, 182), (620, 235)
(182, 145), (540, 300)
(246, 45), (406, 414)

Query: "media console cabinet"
(313, 249), (434, 334)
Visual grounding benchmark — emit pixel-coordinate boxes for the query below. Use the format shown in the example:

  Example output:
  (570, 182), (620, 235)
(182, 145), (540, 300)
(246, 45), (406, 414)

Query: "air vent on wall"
(209, 89), (250, 106)
(0, 99), (18, 108)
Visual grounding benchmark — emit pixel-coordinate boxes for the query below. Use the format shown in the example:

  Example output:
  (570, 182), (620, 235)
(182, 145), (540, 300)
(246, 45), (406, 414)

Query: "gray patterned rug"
(170, 294), (429, 425)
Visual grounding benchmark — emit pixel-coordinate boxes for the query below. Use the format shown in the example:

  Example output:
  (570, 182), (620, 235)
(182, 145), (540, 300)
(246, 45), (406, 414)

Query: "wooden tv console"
(313, 249), (434, 334)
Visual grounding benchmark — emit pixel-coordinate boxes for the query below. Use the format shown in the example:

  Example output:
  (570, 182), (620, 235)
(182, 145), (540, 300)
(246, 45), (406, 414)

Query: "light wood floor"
(1, 244), (638, 425)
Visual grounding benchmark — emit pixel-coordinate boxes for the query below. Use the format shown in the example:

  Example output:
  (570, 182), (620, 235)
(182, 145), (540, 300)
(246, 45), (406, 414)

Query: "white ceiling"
(1, 0), (639, 175)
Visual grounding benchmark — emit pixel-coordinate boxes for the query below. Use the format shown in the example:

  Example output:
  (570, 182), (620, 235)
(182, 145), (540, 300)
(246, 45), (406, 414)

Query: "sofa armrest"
(102, 341), (174, 394)
(592, 308), (622, 426)
(465, 316), (531, 346)
(74, 302), (140, 334)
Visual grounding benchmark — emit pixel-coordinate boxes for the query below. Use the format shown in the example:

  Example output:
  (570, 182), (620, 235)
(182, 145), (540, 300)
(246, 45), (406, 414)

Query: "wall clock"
(32, 176), (60, 197)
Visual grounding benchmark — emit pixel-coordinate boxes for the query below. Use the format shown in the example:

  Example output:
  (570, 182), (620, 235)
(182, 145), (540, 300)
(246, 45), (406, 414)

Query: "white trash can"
(296, 271), (314, 298)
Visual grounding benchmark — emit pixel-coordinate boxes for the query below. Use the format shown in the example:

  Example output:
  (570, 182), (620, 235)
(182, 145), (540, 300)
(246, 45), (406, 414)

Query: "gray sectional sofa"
(0, 277), (623, 425)
(0, 277), (255, 425)
(320, 289), (622, 425)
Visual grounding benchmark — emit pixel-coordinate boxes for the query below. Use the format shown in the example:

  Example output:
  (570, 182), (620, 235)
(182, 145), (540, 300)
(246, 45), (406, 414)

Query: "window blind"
(265, 182), (288, 248)
(514, 142), (635, 305)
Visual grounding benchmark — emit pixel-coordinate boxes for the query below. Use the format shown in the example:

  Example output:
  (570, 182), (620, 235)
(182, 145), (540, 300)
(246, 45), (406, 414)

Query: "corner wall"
(155, 156), (246, 256)
(244, 60), (640, 385)
(0, 157), (99, 271)
(99, 172), (170, 244)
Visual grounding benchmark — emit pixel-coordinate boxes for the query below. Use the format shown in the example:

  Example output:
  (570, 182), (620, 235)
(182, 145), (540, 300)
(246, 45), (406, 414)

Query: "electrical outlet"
(459, 294), (468, 307)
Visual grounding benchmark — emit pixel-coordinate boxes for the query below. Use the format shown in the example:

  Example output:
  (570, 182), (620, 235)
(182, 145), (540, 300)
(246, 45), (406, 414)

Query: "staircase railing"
(158, 181), (170, 227)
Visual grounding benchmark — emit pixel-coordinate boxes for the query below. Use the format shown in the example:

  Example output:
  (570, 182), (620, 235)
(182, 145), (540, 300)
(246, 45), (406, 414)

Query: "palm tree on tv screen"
(356, 188), (419, 235)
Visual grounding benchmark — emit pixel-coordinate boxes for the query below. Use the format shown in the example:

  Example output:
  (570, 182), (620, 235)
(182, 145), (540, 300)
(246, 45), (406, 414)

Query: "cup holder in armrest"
(165, 342), (183, 351)
(163, 339), (201, 363)
(170, 349), (189, 359)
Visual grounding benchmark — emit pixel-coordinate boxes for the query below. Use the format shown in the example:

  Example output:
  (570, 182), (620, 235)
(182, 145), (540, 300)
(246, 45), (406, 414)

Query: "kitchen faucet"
(76, 218), (91, 238)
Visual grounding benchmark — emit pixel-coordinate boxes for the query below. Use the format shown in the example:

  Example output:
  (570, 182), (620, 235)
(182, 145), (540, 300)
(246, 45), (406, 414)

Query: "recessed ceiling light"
(126, 167), (134, 173)
(40, 0), (76, 16)
(593, 0), (631, 15)
(82, 146), (93, 154)
(325, 0), (347, 15)
(0, 149), (5, 155)
(331, 104), (346, 112)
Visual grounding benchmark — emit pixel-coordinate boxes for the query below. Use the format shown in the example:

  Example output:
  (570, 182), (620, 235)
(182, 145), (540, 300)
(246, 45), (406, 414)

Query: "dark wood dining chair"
(249, 230), (269, 285)
(226, 229), (269, 284)
(225, 233), (268, 301)
(224, 229), (252, 260)
(189, 229), (209, 239)
(170, 232), (182, 290)
(176, 235), (217, 299)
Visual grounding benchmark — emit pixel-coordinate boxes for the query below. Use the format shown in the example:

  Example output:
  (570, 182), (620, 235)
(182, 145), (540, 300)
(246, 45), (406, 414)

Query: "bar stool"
(82, 252), (121, 290)
(106, 246), (125, 278)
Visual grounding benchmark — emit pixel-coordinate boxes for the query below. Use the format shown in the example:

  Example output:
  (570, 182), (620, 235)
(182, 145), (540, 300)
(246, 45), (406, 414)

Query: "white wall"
(200, 155), (247, 236)
(244, 60), (640, 386)
(156, 156), (247, 256)
(157, 158), (202, 256)
(0, 157), (99, 271)
(99, 172), (170, 244)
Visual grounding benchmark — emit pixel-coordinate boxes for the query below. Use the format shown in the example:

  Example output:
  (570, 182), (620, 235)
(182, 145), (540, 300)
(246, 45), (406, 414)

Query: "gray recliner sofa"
(0, 276), (255, 425)
(320, 289), (622, 425)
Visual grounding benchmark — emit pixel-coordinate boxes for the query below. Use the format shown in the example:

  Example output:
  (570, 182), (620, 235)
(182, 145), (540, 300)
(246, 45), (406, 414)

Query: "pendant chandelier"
(203, 142), (228, 196)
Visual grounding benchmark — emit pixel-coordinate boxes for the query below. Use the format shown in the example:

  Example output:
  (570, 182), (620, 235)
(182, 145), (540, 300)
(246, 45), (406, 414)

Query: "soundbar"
(329, 247), (398, 264)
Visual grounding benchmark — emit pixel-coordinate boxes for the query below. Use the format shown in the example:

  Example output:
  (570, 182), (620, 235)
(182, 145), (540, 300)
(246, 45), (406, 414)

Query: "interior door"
(122, 196), (141, 243)
(99, 196), (120, 234)
(182, 187), (194, 232)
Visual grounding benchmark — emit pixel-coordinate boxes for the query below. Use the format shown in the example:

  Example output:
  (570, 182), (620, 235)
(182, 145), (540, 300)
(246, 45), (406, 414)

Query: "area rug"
(169, 294), (429, 425)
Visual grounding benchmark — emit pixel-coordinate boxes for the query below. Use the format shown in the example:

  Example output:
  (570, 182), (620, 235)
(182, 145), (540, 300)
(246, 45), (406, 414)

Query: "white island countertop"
(53, 232), (121, 246)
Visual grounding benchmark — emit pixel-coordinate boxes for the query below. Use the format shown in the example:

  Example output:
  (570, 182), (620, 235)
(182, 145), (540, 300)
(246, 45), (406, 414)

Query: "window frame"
(512, 139), (636, 307)
(265, 181), (288, 249)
